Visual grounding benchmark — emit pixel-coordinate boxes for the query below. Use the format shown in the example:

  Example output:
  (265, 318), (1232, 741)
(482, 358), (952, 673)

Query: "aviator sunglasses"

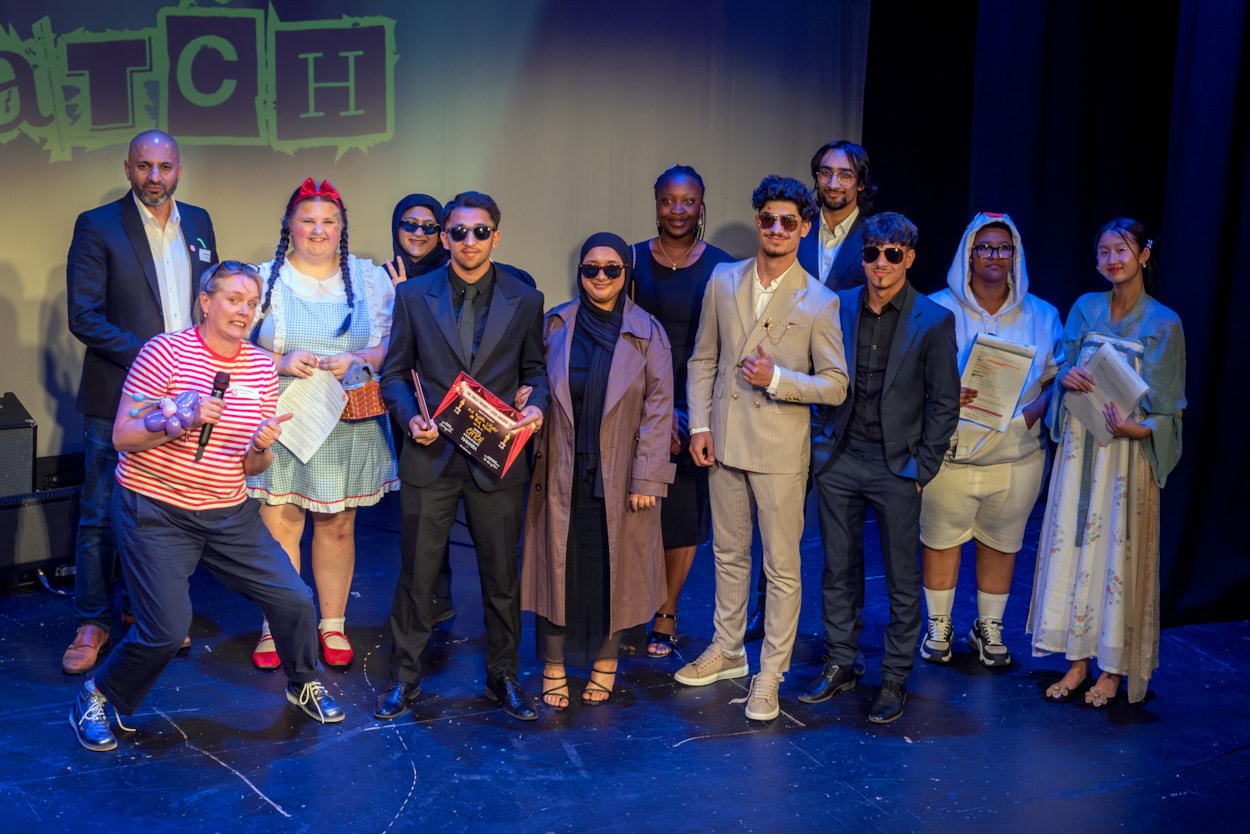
(862, 245), (907, 264)
(447, 224), (496, 242)
(399, 219), (440, 235)
(756, 211), (802, 232)
(579, 263), (626, 280)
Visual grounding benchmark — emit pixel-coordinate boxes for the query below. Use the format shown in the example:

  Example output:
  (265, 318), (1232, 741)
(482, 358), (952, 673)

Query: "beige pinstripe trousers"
(707, 463), (808, 677)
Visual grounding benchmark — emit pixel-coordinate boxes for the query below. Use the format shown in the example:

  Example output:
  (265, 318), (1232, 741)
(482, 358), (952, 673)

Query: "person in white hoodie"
(919, 212), (1064, 667)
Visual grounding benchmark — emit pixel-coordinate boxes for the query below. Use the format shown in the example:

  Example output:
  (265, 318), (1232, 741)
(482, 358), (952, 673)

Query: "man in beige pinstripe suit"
(675, 175), (849, 721)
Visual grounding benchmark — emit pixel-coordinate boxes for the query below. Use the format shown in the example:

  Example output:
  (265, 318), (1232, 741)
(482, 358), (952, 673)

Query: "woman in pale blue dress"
(1028, 218), (1184, 706)
(247, 179), (398, 669)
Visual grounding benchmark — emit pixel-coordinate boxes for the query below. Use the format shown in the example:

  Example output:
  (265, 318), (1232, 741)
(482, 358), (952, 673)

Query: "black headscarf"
(573, 232), (631, 496)
(390, 193), (448, 278)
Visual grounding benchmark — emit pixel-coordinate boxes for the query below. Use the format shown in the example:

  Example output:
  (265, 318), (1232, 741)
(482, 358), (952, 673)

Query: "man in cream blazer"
(676, 175), (849, 721)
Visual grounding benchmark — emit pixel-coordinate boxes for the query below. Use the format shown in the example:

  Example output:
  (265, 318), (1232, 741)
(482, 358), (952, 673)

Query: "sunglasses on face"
(971, 243), (1015, 259)
(446, 224), (495, 243)
(399, 219), (440, 235)
(862, 246), (907, 264)
(579, 263), (626, 280)
(756, 212), (801, 232)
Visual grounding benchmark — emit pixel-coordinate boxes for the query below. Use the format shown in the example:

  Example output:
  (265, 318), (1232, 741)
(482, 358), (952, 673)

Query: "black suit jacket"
(797, 210), (867, 292)
(381, 264), (550, 492)
(810, 281), (960, 486)
(67, 195), (217, 418)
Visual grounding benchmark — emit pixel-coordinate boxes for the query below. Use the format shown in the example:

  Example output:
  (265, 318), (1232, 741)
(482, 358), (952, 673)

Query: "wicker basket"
(341, 378), (388, 420)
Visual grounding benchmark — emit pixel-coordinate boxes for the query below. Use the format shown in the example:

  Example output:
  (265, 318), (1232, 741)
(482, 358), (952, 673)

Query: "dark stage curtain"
(864, 0), (1250, 625)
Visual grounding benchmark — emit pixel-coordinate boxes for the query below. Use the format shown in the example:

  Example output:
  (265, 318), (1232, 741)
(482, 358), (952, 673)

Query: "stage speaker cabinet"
(0, 392), (37, 498)
(0, 486), (79, 590)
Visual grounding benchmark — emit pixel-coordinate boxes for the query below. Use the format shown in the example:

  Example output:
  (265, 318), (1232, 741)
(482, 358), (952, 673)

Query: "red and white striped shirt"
(116, 327), (278, 510)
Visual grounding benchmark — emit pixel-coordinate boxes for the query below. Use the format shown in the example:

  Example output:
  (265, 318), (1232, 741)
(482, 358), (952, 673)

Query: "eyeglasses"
(399, 219), (440, 235)
(199, 260), (260, 292)
(816, 167), (857, 185)
(446, 224), (495, 242)
(579, 263), (626, 280)
(757, 212), (801, 232)
(861, 246), (907, 264)
(971, 243), (1015, 259)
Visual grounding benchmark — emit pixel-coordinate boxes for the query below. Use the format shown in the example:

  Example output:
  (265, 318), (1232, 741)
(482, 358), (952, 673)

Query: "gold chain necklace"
(655, 236), (697, 271)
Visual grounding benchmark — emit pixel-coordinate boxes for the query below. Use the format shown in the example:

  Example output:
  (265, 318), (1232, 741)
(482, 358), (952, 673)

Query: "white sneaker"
(674, 645), (748, 686)
(968, 618), (1011, 667)
(920, 615), (953, 663)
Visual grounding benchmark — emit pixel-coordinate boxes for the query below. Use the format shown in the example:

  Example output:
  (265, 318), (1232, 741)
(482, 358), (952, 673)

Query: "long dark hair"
(262, 181), (354, 336)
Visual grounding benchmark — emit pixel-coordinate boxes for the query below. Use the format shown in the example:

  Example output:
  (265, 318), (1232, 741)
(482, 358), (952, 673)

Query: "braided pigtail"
(337, 215), (353, 336)
(262, 223), (289, 317)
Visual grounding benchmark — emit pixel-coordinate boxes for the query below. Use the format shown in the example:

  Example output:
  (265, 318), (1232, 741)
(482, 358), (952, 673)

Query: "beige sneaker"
(674, 645), (748, 686)
(744, 673), (781, 721)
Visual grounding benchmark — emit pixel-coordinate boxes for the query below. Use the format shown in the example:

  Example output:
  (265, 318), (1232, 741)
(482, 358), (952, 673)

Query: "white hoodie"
(929, 212), (1064, 466)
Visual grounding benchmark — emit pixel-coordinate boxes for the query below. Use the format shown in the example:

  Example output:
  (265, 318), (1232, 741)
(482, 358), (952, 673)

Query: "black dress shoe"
(867, 680), (907, 724)
(431, 597), (455, 625)
(797, 657), (860, 704)
(485, 673), (538, 721)
(374, 680), (421, 720)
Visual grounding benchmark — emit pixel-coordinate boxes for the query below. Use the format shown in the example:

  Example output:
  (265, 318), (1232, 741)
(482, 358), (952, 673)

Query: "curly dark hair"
(861, 211), (918, 248)
(809, 140), (878, 212)
(751, 174), (818, 222)
(262, 184), (354, 336)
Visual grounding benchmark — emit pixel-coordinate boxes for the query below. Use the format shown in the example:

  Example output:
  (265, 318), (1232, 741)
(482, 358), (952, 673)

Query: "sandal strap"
(653, 612), (677, 622)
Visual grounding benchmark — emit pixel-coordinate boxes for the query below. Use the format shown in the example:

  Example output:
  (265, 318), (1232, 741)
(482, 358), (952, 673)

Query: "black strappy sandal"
(646, 612), (677, 658)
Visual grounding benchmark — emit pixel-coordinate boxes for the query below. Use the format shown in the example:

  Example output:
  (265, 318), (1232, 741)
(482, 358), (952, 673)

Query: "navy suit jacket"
(381, 264), (550, 492)
(797, 211), (867, 292)
(67, 195), (217, 418)
(810, 281), (960, 486)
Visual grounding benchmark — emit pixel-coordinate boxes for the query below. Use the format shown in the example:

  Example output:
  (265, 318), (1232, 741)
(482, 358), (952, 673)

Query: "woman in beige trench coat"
(521, 232), (675, 709)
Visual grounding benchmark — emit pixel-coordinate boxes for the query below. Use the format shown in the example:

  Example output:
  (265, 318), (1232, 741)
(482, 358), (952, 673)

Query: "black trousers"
(387, 454), (524, 683)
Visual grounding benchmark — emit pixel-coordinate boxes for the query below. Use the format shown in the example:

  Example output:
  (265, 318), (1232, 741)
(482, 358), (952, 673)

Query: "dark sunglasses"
(399, 219), (440, 235)
(200, 260), (260, 292)
(447, 224), (495, 242)
(756, 212), (801, 232)
(862, 246), (906, 264)
(579, 263), (626, 280)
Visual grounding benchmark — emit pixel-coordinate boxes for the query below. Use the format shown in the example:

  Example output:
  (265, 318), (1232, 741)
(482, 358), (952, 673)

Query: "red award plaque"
(431, 372), (536, 477)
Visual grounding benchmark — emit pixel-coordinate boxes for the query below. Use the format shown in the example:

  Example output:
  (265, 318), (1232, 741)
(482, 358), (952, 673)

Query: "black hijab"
(390, 193), (448, 278)
(573, 232), (631, 496)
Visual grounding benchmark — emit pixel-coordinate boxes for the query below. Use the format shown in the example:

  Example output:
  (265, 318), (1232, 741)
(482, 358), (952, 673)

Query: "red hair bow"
(295, 177), (342, 206)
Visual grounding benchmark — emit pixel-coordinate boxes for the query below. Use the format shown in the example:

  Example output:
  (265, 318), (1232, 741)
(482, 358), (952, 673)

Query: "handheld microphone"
(195, 371), (230, 462)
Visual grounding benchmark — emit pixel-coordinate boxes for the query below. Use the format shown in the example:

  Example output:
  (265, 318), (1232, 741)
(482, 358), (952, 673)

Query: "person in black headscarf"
(520, 232), (675, 709)
(385, 193), (449, 285)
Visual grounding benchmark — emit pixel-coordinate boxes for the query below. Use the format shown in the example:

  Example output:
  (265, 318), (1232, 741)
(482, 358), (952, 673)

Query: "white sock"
(319, 617), (345, 634)
(259, 619), (272, 640)
(977, 591), (1009, 622)
(924, 587), (955, 620)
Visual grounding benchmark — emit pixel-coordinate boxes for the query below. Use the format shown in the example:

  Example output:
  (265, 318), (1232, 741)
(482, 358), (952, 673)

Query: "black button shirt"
(847, 287), (905, 444)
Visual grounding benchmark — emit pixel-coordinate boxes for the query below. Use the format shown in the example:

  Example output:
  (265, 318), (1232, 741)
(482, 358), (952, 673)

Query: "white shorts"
(919, 450), (1045, 553)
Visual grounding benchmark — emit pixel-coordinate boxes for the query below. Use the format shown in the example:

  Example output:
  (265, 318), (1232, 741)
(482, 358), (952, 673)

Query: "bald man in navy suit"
(62, 130), (217, 674)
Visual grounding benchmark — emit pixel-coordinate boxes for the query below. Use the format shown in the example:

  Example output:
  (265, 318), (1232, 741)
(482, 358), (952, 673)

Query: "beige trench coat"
(521, 297), (676, 632)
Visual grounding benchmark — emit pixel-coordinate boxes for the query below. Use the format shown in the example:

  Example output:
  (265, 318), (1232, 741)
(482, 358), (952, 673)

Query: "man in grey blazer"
(63, 130), (217, 674)
(676, 175), (849, 721)
(799, 212), (960, 724)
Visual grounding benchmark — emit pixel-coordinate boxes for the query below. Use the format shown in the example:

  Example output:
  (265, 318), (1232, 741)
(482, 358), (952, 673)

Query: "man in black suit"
(377, 191), (549, 722)
(745, 140), (881, 643)
(796, 139), (877, 292)
(62, 130), (217, 674)
(799, 212), (960, 724)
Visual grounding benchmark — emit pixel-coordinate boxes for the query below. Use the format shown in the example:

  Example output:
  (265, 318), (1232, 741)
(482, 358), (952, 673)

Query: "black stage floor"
(2, 491), (1247, 833)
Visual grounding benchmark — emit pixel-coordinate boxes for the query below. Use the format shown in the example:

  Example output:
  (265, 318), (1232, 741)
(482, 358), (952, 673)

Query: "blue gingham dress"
(246, 256), (398, 512)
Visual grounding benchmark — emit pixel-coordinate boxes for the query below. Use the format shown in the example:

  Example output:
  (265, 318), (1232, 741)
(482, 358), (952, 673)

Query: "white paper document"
(1065, 342), (1149, 446)
(275, 369), (347, 463)
(960, 334), (1037, 432)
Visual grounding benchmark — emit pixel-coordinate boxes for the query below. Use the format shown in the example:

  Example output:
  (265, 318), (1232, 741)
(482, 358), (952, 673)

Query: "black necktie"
(459, 284), (478, 363)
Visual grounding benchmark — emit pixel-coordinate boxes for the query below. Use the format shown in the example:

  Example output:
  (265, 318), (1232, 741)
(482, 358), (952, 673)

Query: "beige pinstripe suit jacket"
(687, 258), (849, 474)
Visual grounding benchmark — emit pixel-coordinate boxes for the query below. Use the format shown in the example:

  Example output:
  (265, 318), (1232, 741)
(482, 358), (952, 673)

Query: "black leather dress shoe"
(797, 658), (861, 704)
(485, 673), (538, 721)
(374, 680), (421, 720)
(868, 680), (907, 724)
(431, 597), (455, 625)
